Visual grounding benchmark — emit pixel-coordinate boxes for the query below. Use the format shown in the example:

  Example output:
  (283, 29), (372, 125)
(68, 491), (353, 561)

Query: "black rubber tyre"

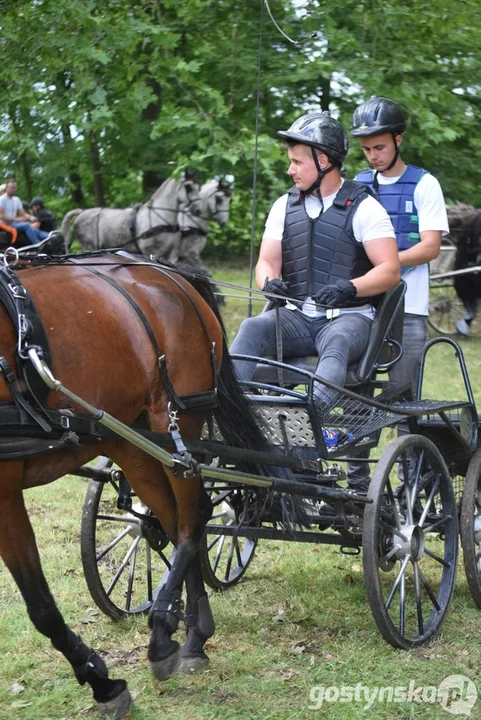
(362, 435), (458, 649)
(460, 447), (481, 609)
(199, 482), (258, 590)
(80, 458), (174, 619)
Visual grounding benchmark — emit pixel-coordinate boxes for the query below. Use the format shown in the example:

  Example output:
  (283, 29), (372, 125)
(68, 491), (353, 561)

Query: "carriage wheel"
(362, 435), (458, 649)
(199, 482), (258, 590)
(80, 457), (174, 620)
(460, 447), (481, 609)
(428, 286), (466, 335)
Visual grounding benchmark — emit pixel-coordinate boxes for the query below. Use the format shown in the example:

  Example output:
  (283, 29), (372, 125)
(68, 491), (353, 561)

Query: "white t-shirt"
(365, 171), (449, 316)
(0, 194), (22, 221)
(263, 182), (395, 318)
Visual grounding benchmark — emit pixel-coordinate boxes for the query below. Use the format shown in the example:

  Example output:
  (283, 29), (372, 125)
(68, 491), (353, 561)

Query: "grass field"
(1, 265), (481, 720)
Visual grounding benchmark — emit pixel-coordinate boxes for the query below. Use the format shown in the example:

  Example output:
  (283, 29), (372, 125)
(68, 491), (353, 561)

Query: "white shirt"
(263, 182), (395, 317)
(0, 194), (22, 220)
(368, 171), (448, 316)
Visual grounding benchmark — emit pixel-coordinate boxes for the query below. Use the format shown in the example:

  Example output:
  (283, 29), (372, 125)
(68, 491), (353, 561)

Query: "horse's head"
(179, 171), (202, 217)
(202, 181), (232, 227)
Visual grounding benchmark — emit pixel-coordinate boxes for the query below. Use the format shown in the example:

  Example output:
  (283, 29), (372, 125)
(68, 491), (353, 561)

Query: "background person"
(349, 96), (449, 488)
(230, 112), (400, 415)
(0, 179), (50, 245)
(29, 197), (57, 233)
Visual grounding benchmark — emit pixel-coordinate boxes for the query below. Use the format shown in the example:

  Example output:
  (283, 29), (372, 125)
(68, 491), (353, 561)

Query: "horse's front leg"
(147, 472), (211, 680)
(179, 551), (215, 674)
(147, 536), (195, 680)
(0, 480), (132, 719)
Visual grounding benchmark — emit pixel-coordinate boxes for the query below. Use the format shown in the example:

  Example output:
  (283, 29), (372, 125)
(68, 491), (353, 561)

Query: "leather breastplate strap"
(74, 259), (218, 413)
(0, 265), (52, 418)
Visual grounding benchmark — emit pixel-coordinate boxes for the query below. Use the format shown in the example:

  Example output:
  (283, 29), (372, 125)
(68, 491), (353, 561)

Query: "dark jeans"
(9, 222), (49, 245)
(230, 308), (372, 407)
(348, 314), (429, 486)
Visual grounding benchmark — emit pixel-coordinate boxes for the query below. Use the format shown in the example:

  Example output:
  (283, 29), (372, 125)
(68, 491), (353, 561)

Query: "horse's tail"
(184, 270), (295, 471)
(61, 209), (83, 249)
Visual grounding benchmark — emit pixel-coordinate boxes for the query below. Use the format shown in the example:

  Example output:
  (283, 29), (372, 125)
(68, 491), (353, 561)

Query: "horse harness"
(0, 256), (219, 463)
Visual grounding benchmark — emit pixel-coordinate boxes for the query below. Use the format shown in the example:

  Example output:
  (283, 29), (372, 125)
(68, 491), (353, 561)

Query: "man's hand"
(314, 279), (357, 307)
(262, 277), (289, 307)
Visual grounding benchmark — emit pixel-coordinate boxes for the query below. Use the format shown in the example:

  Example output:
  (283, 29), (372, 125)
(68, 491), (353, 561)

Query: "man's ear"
(395, 133), (403, 149)
(317, 151), (330, 169)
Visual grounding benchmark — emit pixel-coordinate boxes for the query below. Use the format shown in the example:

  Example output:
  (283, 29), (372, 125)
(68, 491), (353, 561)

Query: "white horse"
(177, 180), (232, 265)
(61, 175), (202, 255)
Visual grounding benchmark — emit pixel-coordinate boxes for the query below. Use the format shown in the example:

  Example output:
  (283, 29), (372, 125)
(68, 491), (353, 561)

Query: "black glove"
(314, 279), (357, 308)
(262, 278), (290, 307)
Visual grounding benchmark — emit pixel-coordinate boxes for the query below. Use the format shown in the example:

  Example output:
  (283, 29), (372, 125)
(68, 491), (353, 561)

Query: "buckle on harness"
(167, 402), (200, 478)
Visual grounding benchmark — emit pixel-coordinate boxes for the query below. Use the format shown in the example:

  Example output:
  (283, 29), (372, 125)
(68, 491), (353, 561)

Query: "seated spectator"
(29, 197), (57, 233)
(0, 179), (50, 245)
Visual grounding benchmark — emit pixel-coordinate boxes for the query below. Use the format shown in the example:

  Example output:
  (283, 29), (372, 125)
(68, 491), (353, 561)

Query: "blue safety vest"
(355, 165), (428, 251)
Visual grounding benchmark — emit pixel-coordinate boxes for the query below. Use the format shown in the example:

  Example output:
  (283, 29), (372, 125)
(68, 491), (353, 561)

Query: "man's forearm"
(255, 259), (280, 290)
(352, 263), (401, 297)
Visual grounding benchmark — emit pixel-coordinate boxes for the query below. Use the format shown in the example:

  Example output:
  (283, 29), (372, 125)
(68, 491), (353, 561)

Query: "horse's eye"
(185, 182), (193, 192)
(215, 194), (222, 204)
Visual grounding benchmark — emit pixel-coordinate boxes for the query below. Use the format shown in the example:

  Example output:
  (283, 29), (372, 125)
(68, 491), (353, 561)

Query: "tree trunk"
(141, 78), (164, 197)
(89, 132), (105, 206)
(60, 122), (85, 207)
(9, 107), (33, 200)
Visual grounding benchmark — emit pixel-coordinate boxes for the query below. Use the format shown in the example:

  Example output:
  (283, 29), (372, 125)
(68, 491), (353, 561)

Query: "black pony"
(450, 208), (481, 335)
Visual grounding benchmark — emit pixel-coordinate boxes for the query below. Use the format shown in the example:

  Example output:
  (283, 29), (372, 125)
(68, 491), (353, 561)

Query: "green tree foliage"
(0, 0), (480, 253)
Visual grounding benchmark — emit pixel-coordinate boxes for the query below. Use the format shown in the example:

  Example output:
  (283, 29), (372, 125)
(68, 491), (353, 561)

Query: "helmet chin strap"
(373, 132), (400, 192)
(302, 147), (337, 211)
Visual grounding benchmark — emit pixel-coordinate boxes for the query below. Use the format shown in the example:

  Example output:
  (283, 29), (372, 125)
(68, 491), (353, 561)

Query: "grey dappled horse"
(61, 175), (201, 255)
(178, 180), (232, 266)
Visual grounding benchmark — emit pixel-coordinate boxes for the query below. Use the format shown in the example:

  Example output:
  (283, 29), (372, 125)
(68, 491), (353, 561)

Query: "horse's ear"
(183, 167), (198, 181)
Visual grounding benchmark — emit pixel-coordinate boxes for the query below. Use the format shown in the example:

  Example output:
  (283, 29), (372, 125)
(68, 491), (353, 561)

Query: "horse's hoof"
(178, 655), (210, 674)
(98, 687), (133, 719)
(150, 646), (181, 680)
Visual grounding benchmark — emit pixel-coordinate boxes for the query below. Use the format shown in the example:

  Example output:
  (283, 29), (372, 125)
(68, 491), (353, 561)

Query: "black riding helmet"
(278, 112), (348, 200)
(351, 96), (406, 138)
(30, 196), (44, 208)
(351, 97), (406, 188)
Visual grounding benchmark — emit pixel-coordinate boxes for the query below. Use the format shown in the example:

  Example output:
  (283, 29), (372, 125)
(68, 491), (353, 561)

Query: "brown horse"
(0, 254), (269, 717)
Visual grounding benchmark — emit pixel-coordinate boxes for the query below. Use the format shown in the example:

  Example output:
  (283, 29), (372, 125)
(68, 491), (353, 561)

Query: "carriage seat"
(251, 281), (405, 388)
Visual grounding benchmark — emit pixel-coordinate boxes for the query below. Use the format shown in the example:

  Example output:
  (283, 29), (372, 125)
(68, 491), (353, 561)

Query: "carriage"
(72, 263), (481, 652)
(1, 249), (480, 718)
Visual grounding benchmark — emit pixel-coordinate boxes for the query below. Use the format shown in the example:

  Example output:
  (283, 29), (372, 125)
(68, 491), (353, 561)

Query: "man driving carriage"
(230, 111), (400, 411)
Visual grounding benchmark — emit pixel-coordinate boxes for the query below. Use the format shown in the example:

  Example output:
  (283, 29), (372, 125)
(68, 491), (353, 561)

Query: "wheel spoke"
(417, 566), (441, 611)
(419, 475), (441, 526)
(224, 535), (237, 581)
(146, 543), (153, 602)
(96, 525), (132, 561)
(378, 545), (399, 569)
(399, 571), (406, 636)
(385, 478), (403, 530)
(423, 515), (453, 533)
(378, 518), (409, 543)
(413, 562), (424, 636)
(126, 537), (140, 611)
(385, 555), (410, 610)
(106, 535), (141, 596)
(424, 547), (451, 569)
(407, 450), (424, 521)
(211, 534), (226, 574)
(96, 514), (140, 525)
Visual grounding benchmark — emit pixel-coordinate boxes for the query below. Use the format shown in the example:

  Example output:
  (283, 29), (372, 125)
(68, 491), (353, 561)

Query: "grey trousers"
(230, 308), (372, 407)
(348, 313), (429, 486)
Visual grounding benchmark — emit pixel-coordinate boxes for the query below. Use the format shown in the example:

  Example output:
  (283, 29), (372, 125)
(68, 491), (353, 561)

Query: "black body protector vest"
(282, 180), (378, 308)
